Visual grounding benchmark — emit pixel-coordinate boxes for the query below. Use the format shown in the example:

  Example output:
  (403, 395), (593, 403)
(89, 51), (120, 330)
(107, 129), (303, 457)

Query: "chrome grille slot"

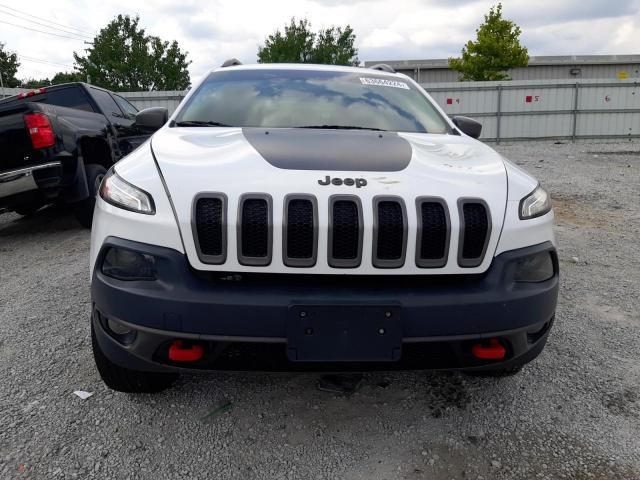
(416, 199), (449, 268)
(238, 194), (272, 266)
(328, 196), (363, 268)
(373, 197), (407, 268)
(458, 200), (491, 268)
(193, 194), (226, 264)
(283, 195), (317, 267)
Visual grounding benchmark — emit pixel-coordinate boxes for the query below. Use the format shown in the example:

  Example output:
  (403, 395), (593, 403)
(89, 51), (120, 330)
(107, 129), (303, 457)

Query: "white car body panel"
(90, 64), (555, 275)
(90, 143), (183, 274)
(495, 159), (555, 255)
(147, 126), (507, 275)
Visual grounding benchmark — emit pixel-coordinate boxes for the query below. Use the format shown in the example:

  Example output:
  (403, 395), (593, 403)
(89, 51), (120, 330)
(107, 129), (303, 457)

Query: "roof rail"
(221, 58), (242, 68)
(369, 63), (396, 73)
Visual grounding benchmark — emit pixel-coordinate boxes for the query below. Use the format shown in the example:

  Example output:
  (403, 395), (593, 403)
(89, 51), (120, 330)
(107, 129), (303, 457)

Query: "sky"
(1, 0), (639, 83)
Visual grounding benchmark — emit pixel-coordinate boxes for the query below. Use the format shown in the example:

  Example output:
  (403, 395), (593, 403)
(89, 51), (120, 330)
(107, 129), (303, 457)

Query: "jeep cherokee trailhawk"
(89, 62), (558, 393)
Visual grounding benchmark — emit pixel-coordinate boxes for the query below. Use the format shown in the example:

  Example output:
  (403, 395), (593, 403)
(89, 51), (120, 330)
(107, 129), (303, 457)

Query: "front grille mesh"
(331, 200), (360, 260)
(376, 201), (404, 261)
(241, 199), (269, 258)
(461, 203), (489, 261)
(193, 194), (490, 269)
(195, 197), (223, 257)
(286, 199), (314, 259)
(419, 202), (448, 261)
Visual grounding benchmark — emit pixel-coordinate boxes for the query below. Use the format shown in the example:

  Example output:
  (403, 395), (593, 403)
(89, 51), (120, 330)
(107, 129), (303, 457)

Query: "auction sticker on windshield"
(359, 77), (410, 90)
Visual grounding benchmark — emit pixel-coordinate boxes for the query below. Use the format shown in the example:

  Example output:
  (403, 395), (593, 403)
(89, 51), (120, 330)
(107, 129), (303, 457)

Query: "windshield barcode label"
(359, 77), (410, 90)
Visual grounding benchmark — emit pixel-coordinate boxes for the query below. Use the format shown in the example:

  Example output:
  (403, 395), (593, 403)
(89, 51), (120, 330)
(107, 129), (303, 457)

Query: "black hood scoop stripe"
(242, 128), (412, 172)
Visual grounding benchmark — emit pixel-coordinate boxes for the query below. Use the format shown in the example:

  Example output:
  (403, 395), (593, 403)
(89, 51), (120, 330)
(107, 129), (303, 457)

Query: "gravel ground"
(0, 142), (639, 480)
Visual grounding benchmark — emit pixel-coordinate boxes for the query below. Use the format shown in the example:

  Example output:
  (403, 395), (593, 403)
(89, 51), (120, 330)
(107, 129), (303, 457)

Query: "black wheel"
(91, 323), (177, 393)
(464, 365), (523, 378)
(74, 164), (107, 228)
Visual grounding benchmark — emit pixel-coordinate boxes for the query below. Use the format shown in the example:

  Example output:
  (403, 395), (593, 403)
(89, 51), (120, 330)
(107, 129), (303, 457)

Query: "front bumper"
(91, 238), (559, 372)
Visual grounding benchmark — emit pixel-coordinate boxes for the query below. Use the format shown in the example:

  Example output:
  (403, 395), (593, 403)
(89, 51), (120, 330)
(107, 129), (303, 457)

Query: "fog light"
(102, 247), (156, 280)
(107, 318), (132, 335)
(105, 317), (136, 345)
(514, 251), (554, 283)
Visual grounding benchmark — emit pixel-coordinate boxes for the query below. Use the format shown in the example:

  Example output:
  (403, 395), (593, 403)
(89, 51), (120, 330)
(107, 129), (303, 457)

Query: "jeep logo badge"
(318, 176), (367, 188)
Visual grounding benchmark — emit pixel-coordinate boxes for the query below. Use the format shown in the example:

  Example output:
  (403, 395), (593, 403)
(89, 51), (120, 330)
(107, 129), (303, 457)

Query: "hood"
(151, 126), (506, 195)
(150, 126), (507, 274)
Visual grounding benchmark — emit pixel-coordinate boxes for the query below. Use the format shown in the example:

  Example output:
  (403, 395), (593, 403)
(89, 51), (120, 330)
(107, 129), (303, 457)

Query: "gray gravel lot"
(1, 142), (639, 480)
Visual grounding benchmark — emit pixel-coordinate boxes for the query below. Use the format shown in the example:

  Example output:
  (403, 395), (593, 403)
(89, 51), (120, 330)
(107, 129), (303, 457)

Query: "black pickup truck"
(0, 83), (167, 227)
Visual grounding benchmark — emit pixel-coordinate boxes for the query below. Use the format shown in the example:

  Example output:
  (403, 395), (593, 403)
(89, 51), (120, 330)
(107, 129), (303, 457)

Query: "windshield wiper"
(172, 120), (233, 127)
(295, 125), (387, 131)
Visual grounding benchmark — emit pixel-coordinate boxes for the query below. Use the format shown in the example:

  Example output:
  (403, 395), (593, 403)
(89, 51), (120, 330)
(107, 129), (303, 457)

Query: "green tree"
(449, 3), (528, 81)
(258, 18), (358, 66)
(20, 71), (84, 89)
(73, 15), (191, 91)
(20, 78), (52, 88)
(0, 42), (20, 87)
(51, 71), (84, 84)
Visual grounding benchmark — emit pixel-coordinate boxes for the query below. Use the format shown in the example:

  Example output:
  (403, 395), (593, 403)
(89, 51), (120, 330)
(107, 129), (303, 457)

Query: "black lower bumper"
(91, 238), (559, 373)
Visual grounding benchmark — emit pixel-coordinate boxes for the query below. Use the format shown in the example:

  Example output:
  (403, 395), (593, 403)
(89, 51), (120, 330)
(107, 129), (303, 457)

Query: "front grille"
(194, 195), (226, 264)
(416, 200), (449, 268)
(284, 196), (317, 267)
(374, 198), (406, 268)
(329, 197), (362, 268)
(238, 195), (272, 266)
(192, 193), (492, 270)
(459, 201), (490, 267)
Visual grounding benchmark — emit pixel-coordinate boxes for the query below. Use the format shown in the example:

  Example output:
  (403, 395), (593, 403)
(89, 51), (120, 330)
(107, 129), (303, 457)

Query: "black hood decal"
(242, 128), (412, 172)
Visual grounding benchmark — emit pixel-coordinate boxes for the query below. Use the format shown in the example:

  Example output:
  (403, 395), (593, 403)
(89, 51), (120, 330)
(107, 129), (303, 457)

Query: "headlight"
(519, 185), (551, 220)
(514, 251), (555, 283)
(102, 247), (157, 281)
(99, 169), (155, 214)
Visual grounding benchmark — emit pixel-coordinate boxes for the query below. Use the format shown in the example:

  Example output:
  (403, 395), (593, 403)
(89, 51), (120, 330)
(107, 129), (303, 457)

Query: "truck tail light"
(18, 87), (46, 99)
(24, 113), (55, 149)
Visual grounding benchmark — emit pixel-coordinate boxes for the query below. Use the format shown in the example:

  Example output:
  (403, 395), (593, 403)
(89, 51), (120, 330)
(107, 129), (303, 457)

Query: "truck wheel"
(91, 323), (177, 393)
(74, 164), (107, 228)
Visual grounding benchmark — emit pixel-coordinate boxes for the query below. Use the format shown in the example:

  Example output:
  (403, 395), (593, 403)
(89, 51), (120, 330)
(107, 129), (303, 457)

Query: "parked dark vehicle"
(0, 83), (168, 227)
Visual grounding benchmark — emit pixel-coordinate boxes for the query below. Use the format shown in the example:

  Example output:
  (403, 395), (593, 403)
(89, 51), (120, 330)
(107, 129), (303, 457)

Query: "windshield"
(173, 69), (451, 134)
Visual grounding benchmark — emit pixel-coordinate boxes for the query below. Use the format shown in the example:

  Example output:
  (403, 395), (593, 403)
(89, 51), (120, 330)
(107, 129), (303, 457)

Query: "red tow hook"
(168, 340), (204, 362)
(471, 338), (507, 360)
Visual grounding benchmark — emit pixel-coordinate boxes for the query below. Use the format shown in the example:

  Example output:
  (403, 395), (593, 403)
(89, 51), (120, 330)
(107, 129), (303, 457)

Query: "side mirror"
(451, 116), (482, 139)
(134, 107), (168, 133)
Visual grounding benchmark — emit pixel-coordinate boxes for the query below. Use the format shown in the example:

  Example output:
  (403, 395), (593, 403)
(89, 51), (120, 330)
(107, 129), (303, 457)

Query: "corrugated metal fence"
(120, 90), (186, 113)
(3, 79), (639, 142)
(424, 79), (640, 142)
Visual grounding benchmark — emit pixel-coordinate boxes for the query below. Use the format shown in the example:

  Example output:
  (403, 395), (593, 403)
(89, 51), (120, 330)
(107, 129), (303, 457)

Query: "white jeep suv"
(89, 62), (558, 392)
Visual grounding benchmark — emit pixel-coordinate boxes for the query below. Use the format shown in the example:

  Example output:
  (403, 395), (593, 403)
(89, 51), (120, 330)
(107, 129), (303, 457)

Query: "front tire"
(74, 164), (107, 228)
(92, 323), (177, 393)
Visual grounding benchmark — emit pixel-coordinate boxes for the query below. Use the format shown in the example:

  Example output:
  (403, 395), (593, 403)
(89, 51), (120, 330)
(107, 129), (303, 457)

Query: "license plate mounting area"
(286, 305), (402, 362)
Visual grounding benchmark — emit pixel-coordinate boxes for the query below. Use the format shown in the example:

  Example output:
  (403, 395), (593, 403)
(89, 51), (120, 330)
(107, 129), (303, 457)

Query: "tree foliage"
(73, 15), (191, 91)
(20, 78), (51, 88)
(258, 18), (358, 66)
(19, 71), (84, 89)
(0, 42), (20, 87)
(51, 71), (85, 84)
(449, 3), (528, 81)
